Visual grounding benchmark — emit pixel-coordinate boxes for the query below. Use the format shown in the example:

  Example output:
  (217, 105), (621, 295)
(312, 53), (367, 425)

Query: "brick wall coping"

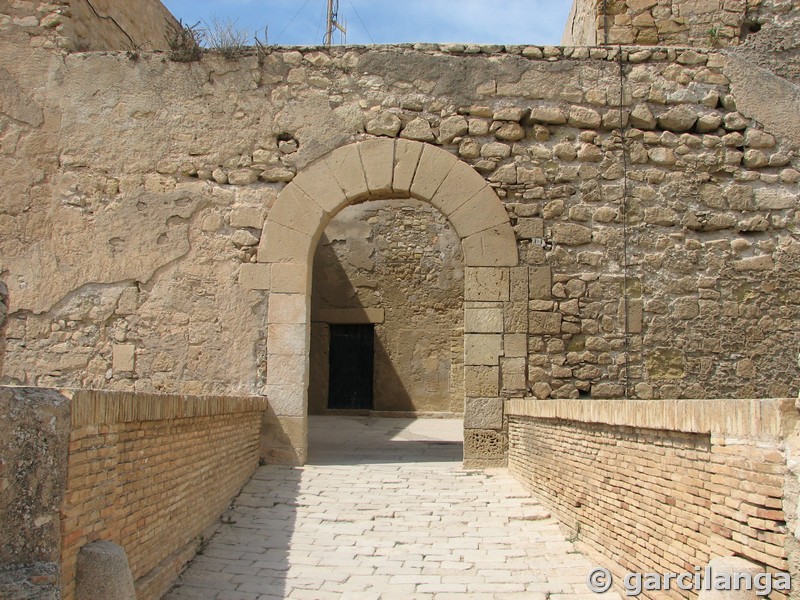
(61, 389), (269, 427)
(506, 398), (798, 441)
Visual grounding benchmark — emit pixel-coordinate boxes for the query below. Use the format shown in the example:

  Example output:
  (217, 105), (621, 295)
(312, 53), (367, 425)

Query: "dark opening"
(328, 324), (374, 410)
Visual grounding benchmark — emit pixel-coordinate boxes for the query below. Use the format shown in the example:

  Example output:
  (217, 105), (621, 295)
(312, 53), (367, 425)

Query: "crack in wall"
(82, 0), (137, 49)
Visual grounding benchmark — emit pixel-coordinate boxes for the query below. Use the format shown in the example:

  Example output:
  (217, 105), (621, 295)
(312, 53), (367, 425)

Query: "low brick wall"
(58, 390), (267, 600)
(507, 398), (796, 600)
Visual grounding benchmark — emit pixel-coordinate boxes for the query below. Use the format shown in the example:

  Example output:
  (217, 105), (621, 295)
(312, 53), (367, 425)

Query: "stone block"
(568, 105), (602, 129)
(465, 366), (500, 396)
(465, 267), (510, 301)
(504, 302), (528, 334)
(464, 429), (507, 458)
(400, 116), (435, 142)
(465, 334), (503, 366)
(529, 105), (567, 124)
(734, 256), (774, 271)
(510, 267), (529, 301)
(292, 158), (348, 214)
(410, 144), (458, 201)
(657, 105), (698, 132)
(430, 161), (491, 216)
(392, 139), (424, 194)
(504, 333), (528, 358)
(268, 323), (307, 355)
(464, 397), (504, 429)
(267, 293), (307, 324)
(592, 382), (624, 398)
(326, 144), (368, 201)
(449, 186), (510, 238)
(268, 183), (329, 238)
(515, 217), (545, 240)
(75, 541), (135, 600)
(257, 222), (313, 264)
(627, 298), (643, 334)
(439, 115), (469, 143)
(529, 311), (561, 335)
(501, 364), (527, 394)
(230, 206), (265, 229)
(462, 226), (519, 267)
(267, 353), (307, 389)
(271, 263), (309, 294)
(261, 413), (307, 465)
(112, 344), (135, 372)
(265, 383), (307, 419)
(358, 138), (395, 196)
(553, 222), (593, 245)
(366, 111), (402, 137)
(529, 267), (552, 299)
(314, 308), (385, 324)
(755, 188), (796, 210)
(464, 307), (504, 333)
(0, 388), (69, 567)
(239, 263), (271, 290)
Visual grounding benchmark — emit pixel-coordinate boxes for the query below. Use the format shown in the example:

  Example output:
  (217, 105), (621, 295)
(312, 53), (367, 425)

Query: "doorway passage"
(328, 324), (374, 410)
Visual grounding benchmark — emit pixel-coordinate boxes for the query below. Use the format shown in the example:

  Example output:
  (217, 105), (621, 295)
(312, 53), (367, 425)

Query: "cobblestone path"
(165, 417), (619, 600)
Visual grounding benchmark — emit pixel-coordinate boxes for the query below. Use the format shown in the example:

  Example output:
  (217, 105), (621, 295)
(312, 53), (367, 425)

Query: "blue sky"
(161, 0), (573, 47)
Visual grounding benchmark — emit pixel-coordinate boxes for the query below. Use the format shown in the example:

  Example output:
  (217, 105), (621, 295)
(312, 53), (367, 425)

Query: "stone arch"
(259, 138), (518, 464)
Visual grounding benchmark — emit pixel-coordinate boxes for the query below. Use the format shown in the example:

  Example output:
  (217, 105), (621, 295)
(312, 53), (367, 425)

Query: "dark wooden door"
(328, 324), (374, 410)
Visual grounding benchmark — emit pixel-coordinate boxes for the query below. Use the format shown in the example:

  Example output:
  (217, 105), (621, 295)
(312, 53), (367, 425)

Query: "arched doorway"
(258, 139), (518, 466)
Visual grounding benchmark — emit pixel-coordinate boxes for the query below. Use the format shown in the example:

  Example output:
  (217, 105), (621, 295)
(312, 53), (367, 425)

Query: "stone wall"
(563, 0), (800, 50)
(61, 390), (265, 600)
(309, 200), (465, 415)
(507, 398), (797, 599)
(0, 387), (70, 600)
(1, 41), (798, 405)
(0, 0), (180, 52)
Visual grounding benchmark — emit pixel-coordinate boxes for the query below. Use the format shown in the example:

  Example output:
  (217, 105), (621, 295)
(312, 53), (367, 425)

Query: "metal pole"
(325, 0), (334, 45)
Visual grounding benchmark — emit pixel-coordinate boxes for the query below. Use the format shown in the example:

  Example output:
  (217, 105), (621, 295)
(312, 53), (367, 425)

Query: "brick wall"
(60, 390), (267, 600)
(507, 398), (795, 599)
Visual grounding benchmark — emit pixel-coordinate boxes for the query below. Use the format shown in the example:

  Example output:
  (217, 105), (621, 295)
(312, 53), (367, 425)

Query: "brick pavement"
(165, 417), (620, 600)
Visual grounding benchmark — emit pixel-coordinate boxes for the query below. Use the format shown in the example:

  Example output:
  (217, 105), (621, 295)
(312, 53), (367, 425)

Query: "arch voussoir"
(392, 139), (424, 194)
(266, 182), (329, 239)
(429, 161), (491, 219)
(325, 144), (369, 202)
(462, 226), (518, 267)
(357, 138), (395, 197)
(409, 144), (458, 201)
(292, 159), (348, 214)
(449, 186), (511, 240)
(257, 221), (313, 264)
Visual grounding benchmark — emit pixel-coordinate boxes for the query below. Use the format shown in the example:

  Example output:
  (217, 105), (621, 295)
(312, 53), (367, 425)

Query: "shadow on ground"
(307, 416), (463, 465)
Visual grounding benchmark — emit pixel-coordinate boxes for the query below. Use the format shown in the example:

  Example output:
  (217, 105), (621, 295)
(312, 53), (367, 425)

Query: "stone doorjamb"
(253, 138), (519, 465)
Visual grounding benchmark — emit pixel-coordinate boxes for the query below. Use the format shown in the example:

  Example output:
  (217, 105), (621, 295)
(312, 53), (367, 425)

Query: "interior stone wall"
(309, 199), (464, 415)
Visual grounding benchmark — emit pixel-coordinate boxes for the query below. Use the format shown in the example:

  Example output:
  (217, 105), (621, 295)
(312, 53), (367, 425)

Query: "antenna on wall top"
(324, 0), (347, 45)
